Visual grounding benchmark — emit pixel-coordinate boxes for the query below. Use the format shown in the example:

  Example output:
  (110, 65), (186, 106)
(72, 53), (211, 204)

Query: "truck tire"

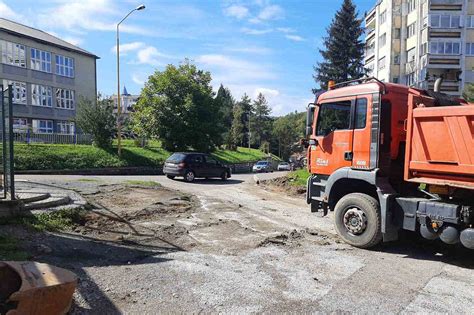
(334, 193), (383, 249)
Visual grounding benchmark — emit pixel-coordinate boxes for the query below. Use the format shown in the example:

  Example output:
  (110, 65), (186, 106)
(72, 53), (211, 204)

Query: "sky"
(1, 0), (375, 116)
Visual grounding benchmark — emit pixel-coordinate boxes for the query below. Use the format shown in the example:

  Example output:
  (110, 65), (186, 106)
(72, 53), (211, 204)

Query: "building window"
(55, 88), (75, 109)
(2, 80), (27, 104)
(379, 10), (387, 25)
(378, 56), (386, 70)
(393, 55), (400, 64)
(31, 85), (53, 107)
(57, 121), (75, 135)
(55, 55), (75, 78)
(420, 42), (428, 55)
(13, 118), (28, 133)
(430, 41), (461, 55)
(466, 43), (474, 56)
(0, 40), (26, 67)
(408, 0), (416, 13)
(379, 33), (387, 48)
(393, 77), (399, 83)
(32, 119), (53, 134)
(394, 28), (401, 39)
(366, 63), (374, 76)
(467, 16), (474, 28)
(406, 73), (416, 86)
(30, 48), (51, 73)
(407, 22), (416, 38)
(430, 15), (461, 28)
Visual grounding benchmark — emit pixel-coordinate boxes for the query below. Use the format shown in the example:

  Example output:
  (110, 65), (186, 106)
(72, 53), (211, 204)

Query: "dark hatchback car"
(163, 152), (232, 182)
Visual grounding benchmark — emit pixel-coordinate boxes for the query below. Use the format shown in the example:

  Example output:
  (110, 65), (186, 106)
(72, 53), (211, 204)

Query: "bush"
(76, 96), (116, 149)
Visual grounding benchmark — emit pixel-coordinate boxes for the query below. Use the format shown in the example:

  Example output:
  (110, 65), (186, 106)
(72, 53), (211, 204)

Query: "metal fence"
(4, 131), (93, 145)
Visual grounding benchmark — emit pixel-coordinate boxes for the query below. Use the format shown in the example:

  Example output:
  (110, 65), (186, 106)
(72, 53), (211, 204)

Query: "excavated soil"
(261, 176), (307, 196)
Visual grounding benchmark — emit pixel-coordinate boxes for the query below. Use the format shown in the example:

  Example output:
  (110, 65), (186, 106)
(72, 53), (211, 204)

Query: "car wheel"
(184, 170), (195, 182)
(221, 171), (228, 181)
(166, 175), (175, 180)
(334, 193), (382, 249)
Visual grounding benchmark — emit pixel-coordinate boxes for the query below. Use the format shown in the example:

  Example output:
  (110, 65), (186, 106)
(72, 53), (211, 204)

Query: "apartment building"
(364, 0), (474, 96)
(111, 86), (139, 118)
(0, 18), (98, 134)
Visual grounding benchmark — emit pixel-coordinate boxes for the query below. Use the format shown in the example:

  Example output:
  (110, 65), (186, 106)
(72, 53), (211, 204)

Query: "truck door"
(311, 97), (354, 175)
(351, 96), (371, 169)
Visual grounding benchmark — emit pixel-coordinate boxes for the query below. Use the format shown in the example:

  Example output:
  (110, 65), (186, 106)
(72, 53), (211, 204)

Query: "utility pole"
(116, 4), (145, 156)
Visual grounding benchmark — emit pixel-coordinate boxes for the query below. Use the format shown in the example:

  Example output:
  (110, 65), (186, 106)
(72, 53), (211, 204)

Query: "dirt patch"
(258, 228), (338, 248)
(68, 184), (199, 249)
(261, 176), (306, 196)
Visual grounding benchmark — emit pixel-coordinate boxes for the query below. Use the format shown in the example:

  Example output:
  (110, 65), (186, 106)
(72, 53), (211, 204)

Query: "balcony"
(365, 6), (376, 28)
(428, 55), (461, 69)
(365, 46), (375, 59)
(365, 27), (376, 41)
(427, 80), (460, 94)
(430, 0), (462, 11)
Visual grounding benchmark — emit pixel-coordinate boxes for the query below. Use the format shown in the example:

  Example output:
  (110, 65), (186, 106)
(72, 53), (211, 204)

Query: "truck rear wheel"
(334, 193), (382, 249)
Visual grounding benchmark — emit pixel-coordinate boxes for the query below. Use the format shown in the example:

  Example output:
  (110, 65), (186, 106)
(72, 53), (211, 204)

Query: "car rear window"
(166, 153), (186, 163)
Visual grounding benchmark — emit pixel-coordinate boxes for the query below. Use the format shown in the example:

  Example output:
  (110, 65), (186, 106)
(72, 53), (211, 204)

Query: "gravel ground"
(12, 173), (474, 314)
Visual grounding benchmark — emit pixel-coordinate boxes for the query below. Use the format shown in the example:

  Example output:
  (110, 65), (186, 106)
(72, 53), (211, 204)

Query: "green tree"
(76, 96), (116, 149)
(131, 60), (223, 152)
(272, 111), (305, 160)
(462, 83), (474, 102)
(313, 0), (365, 91)
(215, 84), (235, 148)
(230, 103), (245, 148)
(231, 94), (253, 148)
(251, 93), (272, 148)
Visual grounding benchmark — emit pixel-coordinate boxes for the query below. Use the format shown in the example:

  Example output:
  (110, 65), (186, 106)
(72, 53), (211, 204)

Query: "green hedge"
(13, 143), (274, 171)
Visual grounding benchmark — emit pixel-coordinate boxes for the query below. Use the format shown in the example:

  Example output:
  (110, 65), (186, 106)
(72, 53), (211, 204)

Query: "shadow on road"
(174, 178), (245, 185)
(375, 231), (474, 269)
(30, 230), (182, 314)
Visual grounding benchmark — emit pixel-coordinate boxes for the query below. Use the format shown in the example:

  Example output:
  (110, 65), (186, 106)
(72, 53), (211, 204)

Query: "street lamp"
(116, 4), (145, 156)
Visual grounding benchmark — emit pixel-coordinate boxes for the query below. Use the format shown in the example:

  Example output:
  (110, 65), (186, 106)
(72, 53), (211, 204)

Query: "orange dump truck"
(303, 78), (474, 249)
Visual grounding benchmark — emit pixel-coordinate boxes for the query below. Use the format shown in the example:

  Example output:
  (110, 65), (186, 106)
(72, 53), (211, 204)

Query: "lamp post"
(116, 4), (145, 156)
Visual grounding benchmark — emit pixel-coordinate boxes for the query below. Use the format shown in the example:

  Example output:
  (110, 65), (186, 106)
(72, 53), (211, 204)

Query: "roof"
(0, 18), (99, 59)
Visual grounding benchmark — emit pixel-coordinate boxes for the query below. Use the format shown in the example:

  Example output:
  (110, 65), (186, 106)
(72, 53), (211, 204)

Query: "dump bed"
(404, 93), (474, 189)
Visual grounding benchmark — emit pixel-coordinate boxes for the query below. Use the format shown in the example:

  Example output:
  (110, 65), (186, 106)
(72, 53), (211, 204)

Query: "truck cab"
(305, 78), (474, 249)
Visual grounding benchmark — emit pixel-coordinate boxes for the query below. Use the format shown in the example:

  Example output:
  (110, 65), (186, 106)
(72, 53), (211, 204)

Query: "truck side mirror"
(306, 103), (316, 137)
(300, 138), (309, 148)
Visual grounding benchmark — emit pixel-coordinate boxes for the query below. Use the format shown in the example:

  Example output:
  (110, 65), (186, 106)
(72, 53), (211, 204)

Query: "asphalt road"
(16, 172), (474, 314)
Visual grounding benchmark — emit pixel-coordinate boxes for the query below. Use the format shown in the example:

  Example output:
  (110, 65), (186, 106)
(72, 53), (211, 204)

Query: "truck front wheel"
(334, 193), (382, 249)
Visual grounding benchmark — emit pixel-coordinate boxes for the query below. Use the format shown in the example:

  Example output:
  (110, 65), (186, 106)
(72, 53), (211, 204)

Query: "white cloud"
(227, 46), (272, 55)
(258, 5), (284, 21)
(254, 88), (279, 98)
(276, 27), (295, 33)
(34, 0), (151, 36)
(135, 46), (170, 66)
(241, 27), (273, 35)
(111, 42), (146, 55)
(132, 73), (146, 86)
(224, 5), (249, 19)
(196, 54), (276, 82)
(285, 34), (305, 42)
(0, 1), (22, 20)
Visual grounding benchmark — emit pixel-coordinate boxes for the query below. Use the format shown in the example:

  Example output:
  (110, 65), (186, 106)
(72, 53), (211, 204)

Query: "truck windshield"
(316, 101), (351, 136)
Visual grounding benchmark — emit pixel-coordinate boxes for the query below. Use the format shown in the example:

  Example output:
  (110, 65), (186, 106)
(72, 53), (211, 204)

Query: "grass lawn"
(14, 142), (274, 171)
(212, 147), (276, 164)
(287, 168), (311, 186)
